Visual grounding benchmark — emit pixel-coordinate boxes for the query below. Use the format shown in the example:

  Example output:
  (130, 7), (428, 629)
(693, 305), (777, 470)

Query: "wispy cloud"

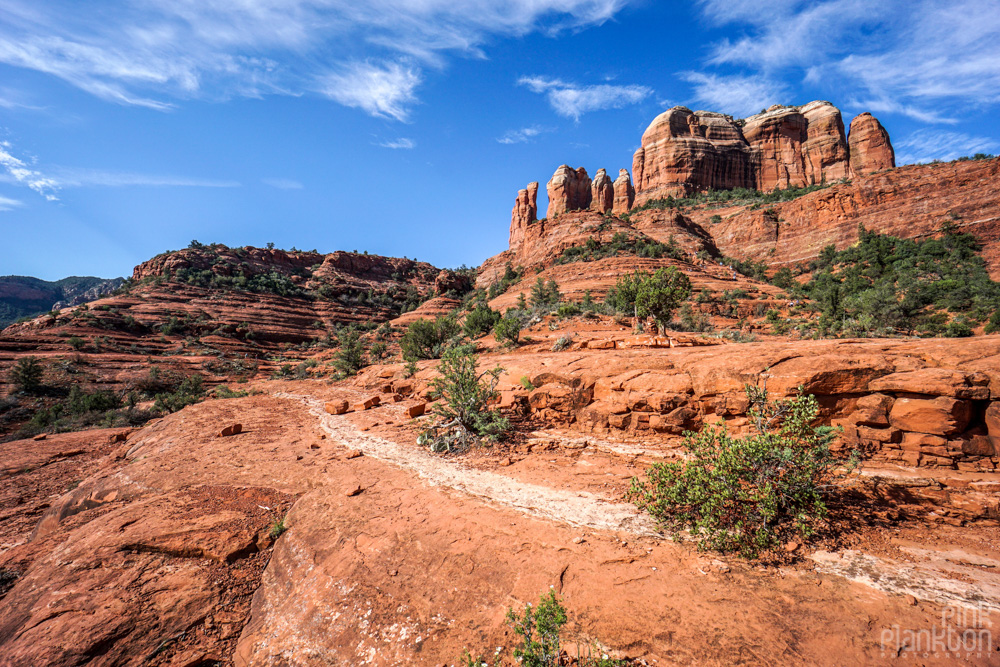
(518, 76), (652, 120)
(318, 61), (421, 122)
(497, 126), (547, 144)
(0, 194), (24, 211)
(376, 137), (416, 149)
(895, 130), (999, 165)
(681, 72), (787, 117)
(262, 177), (303, 190)
(0, 0), (636, 118)
(0, 141), (60, 201)
(52, 168), (240, 188)
(694, 0), (1000, 122)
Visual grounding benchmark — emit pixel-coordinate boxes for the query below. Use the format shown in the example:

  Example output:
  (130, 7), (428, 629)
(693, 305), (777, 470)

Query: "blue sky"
(2, 0), (999, 280)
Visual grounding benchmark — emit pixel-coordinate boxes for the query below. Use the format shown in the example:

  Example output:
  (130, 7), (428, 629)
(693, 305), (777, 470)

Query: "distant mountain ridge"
(0, 275), (124, 327)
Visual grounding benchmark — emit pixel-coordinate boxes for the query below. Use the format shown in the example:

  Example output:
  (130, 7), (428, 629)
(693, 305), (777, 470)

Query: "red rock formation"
(612, 169), (634, 215)
(742, 101), (850, 191)
(546, 165), (592, 218)
(631, 107), (755, 203)
(632, 102), (883, 203)
(849, 112), (895, 176)
(700, 158), (1000, 277)
(590, 168), (614, 213)
(509, 182), (538, 249)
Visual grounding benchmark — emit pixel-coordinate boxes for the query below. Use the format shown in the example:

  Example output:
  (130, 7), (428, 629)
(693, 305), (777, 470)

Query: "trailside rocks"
(591, 168), (614, 213)
(612, 169), (634, 215)
(849, 112), (896, 176)
(510, 182), (538, 250)
(546, 165), (592, 218)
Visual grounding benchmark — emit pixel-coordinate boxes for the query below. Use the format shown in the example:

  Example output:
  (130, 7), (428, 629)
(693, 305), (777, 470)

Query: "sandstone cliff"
(848, 112), (896, 176)
(612, 169), (634, 215)
(509, 182), (538, 250)
(546, 165), (592, 218)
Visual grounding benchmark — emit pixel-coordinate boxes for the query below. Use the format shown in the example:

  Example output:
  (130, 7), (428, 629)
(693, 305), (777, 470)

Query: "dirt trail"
(278, 392), (658, 535)
(280, 391), (1000, 616)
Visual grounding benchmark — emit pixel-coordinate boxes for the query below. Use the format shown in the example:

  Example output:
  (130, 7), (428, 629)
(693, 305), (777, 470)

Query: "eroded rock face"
(510, 182), (538, 249)
(612, 169), (634, 215)
(632, 107), (754, 203)
(743, 102), (850, 191)
(546, 165), (592, 218)
(591, 168), (614, 213)
(849, 112), (895, 176)
(631, 102), (885, 205)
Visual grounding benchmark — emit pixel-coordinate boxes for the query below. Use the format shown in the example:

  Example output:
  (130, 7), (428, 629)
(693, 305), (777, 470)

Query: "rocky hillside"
(0, 245), (464, 404)
(0, 275), (124, 327)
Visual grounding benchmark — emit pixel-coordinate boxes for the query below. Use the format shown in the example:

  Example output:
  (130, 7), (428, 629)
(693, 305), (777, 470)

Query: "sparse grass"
(269, 515), (288, 540)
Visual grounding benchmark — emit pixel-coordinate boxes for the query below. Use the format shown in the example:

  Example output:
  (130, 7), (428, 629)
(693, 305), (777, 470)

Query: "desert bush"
(606, 267), (692, 331)
(493, 314), (523, 345)
(333, 330), (366, 375)
(9, 357), (44, 394)
(418, 345), (508, 452)
(529, 278), (561, 310)
(463, 303), (501, 339)
(627, 379), (856, 559)
(400, 315), (460, 361)
(556, 302), (581, 318)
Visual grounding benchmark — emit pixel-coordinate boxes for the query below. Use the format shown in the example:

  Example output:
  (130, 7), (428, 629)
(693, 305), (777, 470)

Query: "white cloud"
(694, 0), (1000, 122)
(895, 130), (999, 165)
(376, 137), (416, 149)
(681, 72), (787, 117)
(53, 168), (240, 188)
(319, 62), (421, 122)
(497, 126), (547, 144)
(0, 194), (24, 211)
(517, 76), (652, 119)
(0, 141), (60, 201)
(0, 0), (636, 118)
(262, 177), (304, 189)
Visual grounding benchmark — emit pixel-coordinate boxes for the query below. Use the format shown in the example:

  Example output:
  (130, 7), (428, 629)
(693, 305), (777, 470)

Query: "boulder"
(546, 165), (592, 218)
(612, 169), (635, 215)
(405, 403), (427, 418)
(325, 400), (349, 415)
(889, 397), (972, 436)
(219, 424), (242, 437)
(434, 270), (471, 295)
(355, 396), (381, 411)
(848, 112), (895, 176)
(590, 168), (614, 213)
(510, 181), (539, 249)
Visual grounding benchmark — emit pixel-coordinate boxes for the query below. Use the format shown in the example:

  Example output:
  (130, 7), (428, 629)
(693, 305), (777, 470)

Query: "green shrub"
(68, 336), (85, 351)
(418, 345), (508, 452)
(529, 278), (561, 310)
(985, 309), (1000, 334)
(627, 380), (855, 559)
(556, 302), (580, 318)
(606, 267), (692, 330)
(333, 330), (366, 375)
(493, 315), (522, 345)
(463, 304), (501, 338)
(9, 357), (44, 394)
(507, 589), (567, 667)
(400, 315), (459, 361)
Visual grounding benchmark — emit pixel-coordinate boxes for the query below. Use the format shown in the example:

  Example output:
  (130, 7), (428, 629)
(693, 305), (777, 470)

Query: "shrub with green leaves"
(463, 303), (501, 339)
(419, 345), (508, 452)
(628, 380), (856, 559)
(333, 330), (366, 375)
(400, 314), (460, 360)
(493, 314), (522, 345)
(507, 589), (567, 667)
(529, 277), (561, 310)
(606, 267), (691, 331)
(9, 356), (44, 394)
